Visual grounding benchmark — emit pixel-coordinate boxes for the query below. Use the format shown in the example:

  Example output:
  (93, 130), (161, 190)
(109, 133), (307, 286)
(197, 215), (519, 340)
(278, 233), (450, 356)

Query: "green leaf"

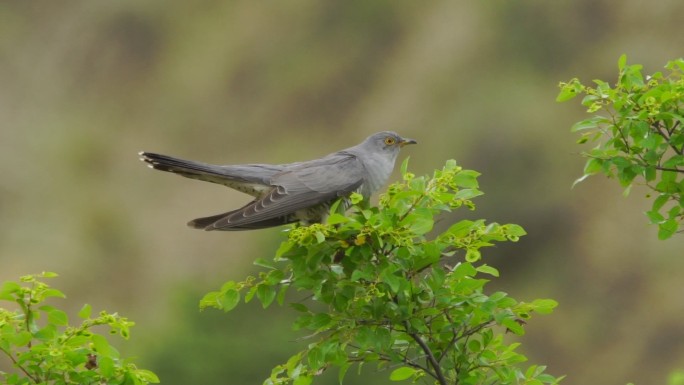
(327, 213), (350, 224)
(400, 157), (410, 176)
(453, 170), (480, 188)
(78, 304), (92, 319)
(40, 305), (69, 326)
(10, 331), (32, 347)
(646, 209), (664, 224)
(446, 220), (475, 237)
(309, 313), (332, 330)
(256, 284), (276, 308)
(0, 281), (21, 300)
(476, 264), (499, 277)
(91, 334), (113, 357)
(293, 375), (313, 385)
(254, 258), (276, 269)
(350, 192), (363, 204)
(658, 219), (678, 240)
(42, 288), (66, 299)
(532, 299), (558, 314)
(338, 362), (351, 385)
(452, 262), (477, 279)
(307, 345), (325, 370)
(556, 79), (582, 102)
(389, 366), (418, 381)
(570, 116), (608, 132)
(219, 288), (241, 312)
(400, 207), (434, 235)
(465, 248), (481, 262)
(618, 53), (627, 71)
(135, 369), (161, 384)
(500, 317), (525, 335)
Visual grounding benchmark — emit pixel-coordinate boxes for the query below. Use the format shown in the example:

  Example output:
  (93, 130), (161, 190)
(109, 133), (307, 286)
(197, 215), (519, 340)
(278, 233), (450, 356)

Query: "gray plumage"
(139, 131), (416, 231)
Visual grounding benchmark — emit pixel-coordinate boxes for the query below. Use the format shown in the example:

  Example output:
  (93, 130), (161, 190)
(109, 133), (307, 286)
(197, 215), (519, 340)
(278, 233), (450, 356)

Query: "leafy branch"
(0, 272), (159, 385)
(201, 159), (562, 385)
(558, 55), (684, 239)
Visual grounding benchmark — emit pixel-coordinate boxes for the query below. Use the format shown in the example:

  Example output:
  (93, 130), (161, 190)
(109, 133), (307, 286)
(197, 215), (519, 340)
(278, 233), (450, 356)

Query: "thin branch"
(654, 165), (684, 173)
(0, 346), (39, 383)
(655, 121), (684, 156)
(347, 343), (435, 380)
(404, 321), (448, 385)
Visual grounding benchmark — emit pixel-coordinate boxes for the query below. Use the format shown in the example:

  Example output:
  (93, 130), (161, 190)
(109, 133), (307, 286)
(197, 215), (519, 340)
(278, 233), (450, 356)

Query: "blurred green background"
(2, 1), (683, 384)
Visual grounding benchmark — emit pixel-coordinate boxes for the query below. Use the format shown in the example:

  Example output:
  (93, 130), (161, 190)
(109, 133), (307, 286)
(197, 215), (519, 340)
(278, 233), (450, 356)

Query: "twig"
(0, 346), (39, 383)
(404, 321), (448, 385)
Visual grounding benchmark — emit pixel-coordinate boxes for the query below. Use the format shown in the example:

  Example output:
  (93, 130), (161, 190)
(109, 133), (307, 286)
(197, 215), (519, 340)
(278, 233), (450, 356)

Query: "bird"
(139, 131), (416, 231)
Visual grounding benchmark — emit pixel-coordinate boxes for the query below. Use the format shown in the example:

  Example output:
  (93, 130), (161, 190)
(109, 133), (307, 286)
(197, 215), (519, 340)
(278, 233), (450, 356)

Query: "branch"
(347, 344), (435, 380)
(655, 121), (684, 156)
(654, 165), (684, 173)
(0, 346), (40, 383)
(404, 321), (448, 385)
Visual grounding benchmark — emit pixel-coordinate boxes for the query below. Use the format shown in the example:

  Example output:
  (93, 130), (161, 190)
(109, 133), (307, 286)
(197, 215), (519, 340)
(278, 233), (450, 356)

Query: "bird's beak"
(399, 137), (417, 147)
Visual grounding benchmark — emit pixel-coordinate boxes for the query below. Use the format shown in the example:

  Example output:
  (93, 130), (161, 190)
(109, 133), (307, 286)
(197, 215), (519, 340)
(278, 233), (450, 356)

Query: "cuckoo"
(139, 131), (416, 230)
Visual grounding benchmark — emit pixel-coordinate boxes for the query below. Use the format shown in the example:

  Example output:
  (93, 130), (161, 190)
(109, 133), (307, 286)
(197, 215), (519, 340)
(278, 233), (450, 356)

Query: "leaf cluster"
(558, 55), (684, 239)
(0, 273), (159, 385)
(201, 160), (562, 385)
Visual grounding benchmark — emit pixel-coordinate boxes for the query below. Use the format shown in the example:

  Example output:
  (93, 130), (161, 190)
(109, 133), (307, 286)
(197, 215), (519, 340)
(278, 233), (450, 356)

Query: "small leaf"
(43, 288), (66, 299)
(92, 334), (113, 357)
(400, 157), (410, 176)
(618, 53), (627, 71)
(658, 219), (678, 240)
(532, 299), (559, 314)
(350, 192), (364, 204)
(10, 331), (32, 347)
(400, 207), (434, 235)
(78, 304), (92, 319)
(338, 362), (351, 385)
(254, 258), (276, 269)
(135, 369), (161, 384)
(257, 284), (276, 308)
(476, 264), (499, 277)
(219, 288), (241, 312)
(465, 248), (481, 262)
(389, 366), (418, 381)
(40, 306), (68, 326)
(0, 281), (21, 300)
(327, 213), (350, 224)
(99, 356), (115, 377)
(453, 170), (480, 188)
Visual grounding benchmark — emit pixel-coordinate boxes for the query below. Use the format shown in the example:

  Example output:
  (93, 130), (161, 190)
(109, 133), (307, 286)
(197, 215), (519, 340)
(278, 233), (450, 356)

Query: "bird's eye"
(384, 137), (396, 145)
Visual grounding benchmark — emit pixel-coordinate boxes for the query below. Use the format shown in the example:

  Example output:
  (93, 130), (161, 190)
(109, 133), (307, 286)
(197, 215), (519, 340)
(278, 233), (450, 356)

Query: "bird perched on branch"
(139, 131), (416, 231)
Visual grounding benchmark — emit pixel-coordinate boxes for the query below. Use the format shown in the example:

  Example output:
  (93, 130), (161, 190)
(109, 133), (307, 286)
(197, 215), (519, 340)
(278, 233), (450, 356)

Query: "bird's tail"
(139, 152), (228, 178)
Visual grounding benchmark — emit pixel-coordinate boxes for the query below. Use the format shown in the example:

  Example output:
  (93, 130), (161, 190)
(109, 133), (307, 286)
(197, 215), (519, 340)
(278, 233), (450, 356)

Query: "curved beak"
(399, 137), (417, 147)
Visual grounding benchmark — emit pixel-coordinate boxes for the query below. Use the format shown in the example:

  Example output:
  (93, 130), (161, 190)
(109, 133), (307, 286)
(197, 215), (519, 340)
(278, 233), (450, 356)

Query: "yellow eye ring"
(384, 137), (396, 145)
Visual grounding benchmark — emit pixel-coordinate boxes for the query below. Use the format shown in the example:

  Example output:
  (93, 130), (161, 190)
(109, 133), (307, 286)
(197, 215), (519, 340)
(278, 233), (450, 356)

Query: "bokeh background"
(2, 1), (683, 384)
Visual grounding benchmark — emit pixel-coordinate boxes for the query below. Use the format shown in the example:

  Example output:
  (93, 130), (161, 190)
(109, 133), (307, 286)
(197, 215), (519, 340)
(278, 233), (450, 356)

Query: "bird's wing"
(205, 153), (366, 230)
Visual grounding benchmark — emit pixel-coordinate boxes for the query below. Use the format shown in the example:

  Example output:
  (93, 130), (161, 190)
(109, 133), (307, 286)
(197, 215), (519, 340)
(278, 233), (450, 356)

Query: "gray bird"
(139, 131), (416, 231)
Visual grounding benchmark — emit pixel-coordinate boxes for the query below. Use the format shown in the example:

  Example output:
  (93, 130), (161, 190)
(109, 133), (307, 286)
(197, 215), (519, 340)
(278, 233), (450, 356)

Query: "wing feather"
(207, 153), (365, 230)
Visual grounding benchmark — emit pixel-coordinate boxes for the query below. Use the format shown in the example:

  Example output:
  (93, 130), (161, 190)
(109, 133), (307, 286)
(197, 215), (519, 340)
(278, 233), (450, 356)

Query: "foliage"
(558, 55), (684, 239)
(201, 160), (562, 385)
(0, 273), (159, 385)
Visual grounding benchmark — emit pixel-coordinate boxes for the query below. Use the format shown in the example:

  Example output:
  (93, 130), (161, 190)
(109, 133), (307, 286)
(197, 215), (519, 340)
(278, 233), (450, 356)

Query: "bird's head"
(365, 131), (418, 154)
